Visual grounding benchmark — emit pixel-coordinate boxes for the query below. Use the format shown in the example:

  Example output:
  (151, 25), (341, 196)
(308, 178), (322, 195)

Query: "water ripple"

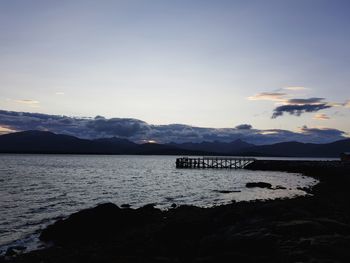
(0, 154), (318, 248)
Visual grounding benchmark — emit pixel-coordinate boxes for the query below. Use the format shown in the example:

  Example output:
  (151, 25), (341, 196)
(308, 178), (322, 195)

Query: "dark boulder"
(40, 202), (163, 245)
(5, 246), (26, 257)
(40, 203), (123, 244)
(274, 220), (329, 237)
(214, 190), (241, 194)
(274, 185), (287, 190)
(246, 182), (272, 189)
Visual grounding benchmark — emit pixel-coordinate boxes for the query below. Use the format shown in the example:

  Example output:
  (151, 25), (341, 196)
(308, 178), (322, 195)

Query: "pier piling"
(176, 157), (256, 169)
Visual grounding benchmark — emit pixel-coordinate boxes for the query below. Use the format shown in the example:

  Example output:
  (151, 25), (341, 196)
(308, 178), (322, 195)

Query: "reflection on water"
(0, 154), (318, 248)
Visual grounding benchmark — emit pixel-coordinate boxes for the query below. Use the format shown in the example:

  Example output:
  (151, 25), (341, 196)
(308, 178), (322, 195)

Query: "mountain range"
(0, 130), (349, 157)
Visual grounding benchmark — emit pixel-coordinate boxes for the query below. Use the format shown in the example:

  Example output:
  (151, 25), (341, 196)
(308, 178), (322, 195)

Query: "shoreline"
(2, 160), (350, 262)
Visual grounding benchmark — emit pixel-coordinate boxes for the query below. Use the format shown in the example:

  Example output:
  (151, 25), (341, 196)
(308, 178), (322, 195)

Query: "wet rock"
(295, 238), (311, 249)
(140, 203), (156, 210)
(297, 186), (310, 192)
(288, 250), (309, 262)
(314, 218), (350, 234)
(5, 246), (26, 257)
(275, 220), (329, 237)
(40, 202), (163, 245)
(40, 203), (123, 244)
(171, 203), (177, 208)
(121, 204), (131, 208)
(246, 182), (272, 189)
(213, 190), (241, 194)
(308, 234), (350, 261)
(274, 185), (287, 190)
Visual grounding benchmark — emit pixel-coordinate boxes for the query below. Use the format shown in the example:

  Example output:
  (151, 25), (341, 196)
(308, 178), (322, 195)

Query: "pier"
(176, 157), (256, 169)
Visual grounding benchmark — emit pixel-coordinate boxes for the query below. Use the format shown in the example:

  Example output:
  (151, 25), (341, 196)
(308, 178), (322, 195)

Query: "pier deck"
(176, 157), (256, 169)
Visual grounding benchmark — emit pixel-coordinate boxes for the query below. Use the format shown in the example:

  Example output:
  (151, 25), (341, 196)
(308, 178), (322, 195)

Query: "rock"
(295, 238), (311, 249)
(297, 186), (309, 191)
(40, 203), (125, 244)
(214, 190), (241, 194)
(171, 203), (177, 208)
(308, 234), (350, 261)
(275, 220), (329, 237)
(141, 203), (156, 209)
(121, 204), (131, 208)
(5, 246), (26, 257)
(274, 185), (287, 190)
(246, 182), (272, 189)
(314, 218), (350, 234)
(39, 202), (165, 246)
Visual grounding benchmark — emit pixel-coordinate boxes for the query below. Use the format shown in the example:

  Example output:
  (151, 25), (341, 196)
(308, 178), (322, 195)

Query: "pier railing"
(176, 157), (256, 169)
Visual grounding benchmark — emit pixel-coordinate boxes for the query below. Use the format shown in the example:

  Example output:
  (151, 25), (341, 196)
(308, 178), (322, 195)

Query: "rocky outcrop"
(246, 182), (272, 189)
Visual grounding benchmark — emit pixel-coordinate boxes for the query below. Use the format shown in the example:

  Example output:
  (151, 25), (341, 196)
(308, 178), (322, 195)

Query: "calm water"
(0, 154), (319, 251)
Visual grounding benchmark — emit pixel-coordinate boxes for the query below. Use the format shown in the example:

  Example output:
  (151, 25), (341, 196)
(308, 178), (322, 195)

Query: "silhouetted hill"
(0, 131), (125, 154)
(93, 137), (138, 152)
(237, 139), (350, 157)
(168, 139), (254, 154)
(0, 131), (209, 155)
(0, 131), (348, 157)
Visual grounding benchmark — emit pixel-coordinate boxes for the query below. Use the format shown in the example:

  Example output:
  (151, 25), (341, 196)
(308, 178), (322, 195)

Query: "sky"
(0, 0), (350, 143)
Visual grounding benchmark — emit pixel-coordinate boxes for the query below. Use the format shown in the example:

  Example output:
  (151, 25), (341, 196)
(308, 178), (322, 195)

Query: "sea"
(0, 154), (326, 254)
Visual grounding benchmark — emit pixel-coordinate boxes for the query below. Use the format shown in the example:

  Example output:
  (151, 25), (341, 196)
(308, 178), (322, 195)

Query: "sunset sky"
(0, 0), (349, 143)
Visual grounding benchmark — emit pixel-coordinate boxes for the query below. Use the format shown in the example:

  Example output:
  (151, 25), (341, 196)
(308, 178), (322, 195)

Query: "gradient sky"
(0, 0), (350, 135)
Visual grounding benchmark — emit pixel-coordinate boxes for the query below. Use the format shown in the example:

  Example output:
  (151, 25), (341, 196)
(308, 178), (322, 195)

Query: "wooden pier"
(176, 157), (256, 169)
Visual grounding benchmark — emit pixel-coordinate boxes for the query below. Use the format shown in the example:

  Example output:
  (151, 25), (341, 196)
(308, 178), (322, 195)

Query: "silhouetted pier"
(176, 157), (256, 169)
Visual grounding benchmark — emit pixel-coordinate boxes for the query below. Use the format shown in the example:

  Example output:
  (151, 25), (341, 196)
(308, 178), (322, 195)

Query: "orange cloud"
(13, 99), (40, 107)
(313, 113), (330, 120)
(284, 86), (308, 91)
(0, 126), (16, 135)
(247, 92), (286, 102)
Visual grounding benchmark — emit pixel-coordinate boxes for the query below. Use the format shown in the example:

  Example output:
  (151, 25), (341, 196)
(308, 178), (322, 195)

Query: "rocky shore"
(2, 160), (350, 263)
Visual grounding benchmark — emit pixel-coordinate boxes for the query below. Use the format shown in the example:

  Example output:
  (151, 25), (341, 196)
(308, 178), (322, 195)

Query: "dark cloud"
(272, 103), (331, 118)
(287, 98), (325, 104)
(249, 90), (338, 119)
(235, 124), (252, 130)
(86, 118), (150, 137)
(0, 110), (347, 144)
(299, 125), (346, 138)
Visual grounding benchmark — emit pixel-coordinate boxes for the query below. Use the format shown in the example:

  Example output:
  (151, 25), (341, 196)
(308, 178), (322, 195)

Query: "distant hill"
(0, 131), (126, 154)
(0, 130), (349, 157)
(0, 131), (209, 155)
(236, 139), (350, 157)
(168, 139), (254, 154)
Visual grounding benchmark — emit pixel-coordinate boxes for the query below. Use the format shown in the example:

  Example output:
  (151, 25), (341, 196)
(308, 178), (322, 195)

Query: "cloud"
(0, 126), (16, 135)
(313, 113), (330, 120)
(247, 92), (286, 102)
(284, 86), (308, 91)
(286, 97), (325, 105)
(235, 124), (252, 130)
(299, 125), (347, 139)
(270, 97), (333, 118)
(14, 99), (40, 105)
(344, 100), (350, 108)
(248, 88), (346, 118)
(272, 103), (331, 118)
(86, 117), (150, 137)
(55, 92), (65, 95)
(0, 109), (347, 144)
